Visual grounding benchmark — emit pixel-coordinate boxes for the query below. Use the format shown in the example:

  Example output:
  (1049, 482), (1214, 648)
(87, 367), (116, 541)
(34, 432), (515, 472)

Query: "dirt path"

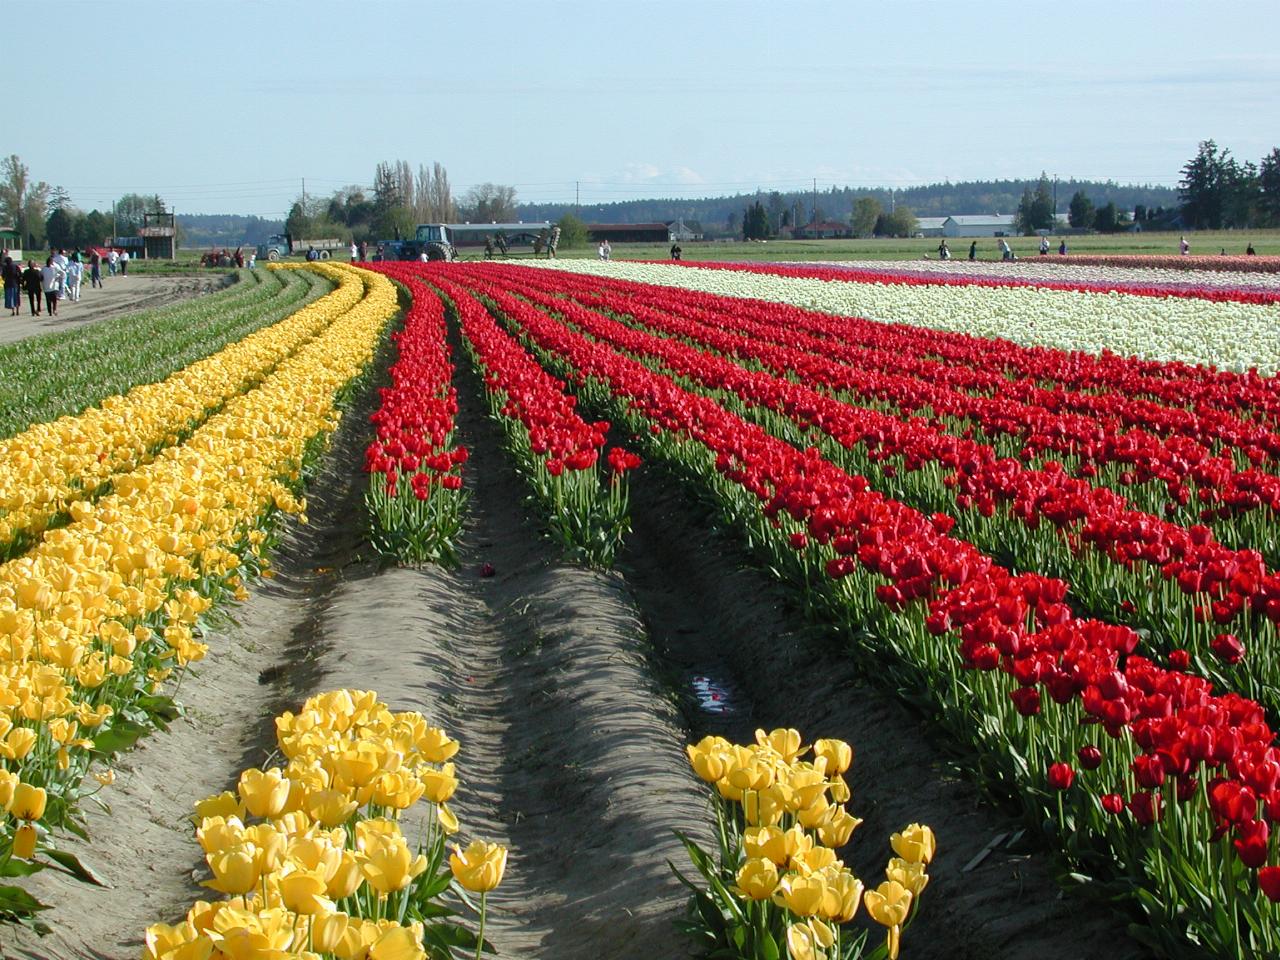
(0, 273), (232, 346)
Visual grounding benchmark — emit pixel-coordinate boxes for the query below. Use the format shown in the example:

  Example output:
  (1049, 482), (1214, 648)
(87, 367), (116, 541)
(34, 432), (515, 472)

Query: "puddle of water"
(690, 673), (736, 716)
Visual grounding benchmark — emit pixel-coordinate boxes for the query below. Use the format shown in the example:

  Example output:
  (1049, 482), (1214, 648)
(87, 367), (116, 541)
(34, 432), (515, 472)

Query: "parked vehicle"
(256, 234), (344, 262)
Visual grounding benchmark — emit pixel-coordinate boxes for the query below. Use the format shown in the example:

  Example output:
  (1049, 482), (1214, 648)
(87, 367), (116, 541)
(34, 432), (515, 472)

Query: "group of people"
(935, 237), (1069, 261)
(2, 247), (127, 317)
(597, 239), (613, 260)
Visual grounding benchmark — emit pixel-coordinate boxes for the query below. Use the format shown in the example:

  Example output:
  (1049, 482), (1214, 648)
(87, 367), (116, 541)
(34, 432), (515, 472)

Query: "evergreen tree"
(1260, 148), (1280, 227)
(851, 196), (881, 237)
(1180, 140), (1231, 230)
(1068, 191), (1095, 229)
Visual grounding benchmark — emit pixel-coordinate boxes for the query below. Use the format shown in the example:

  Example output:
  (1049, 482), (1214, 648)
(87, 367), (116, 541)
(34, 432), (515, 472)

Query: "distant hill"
(517, 179), (1179, 234)
(177, 214), (285, 249)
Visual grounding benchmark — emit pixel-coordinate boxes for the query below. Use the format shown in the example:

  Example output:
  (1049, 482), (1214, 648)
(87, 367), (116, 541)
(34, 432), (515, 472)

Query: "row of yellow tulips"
(0, 267), (365, 559)
(145, 688), (507, 960)
(681, 730), (935, 960)
(0, 263), (398, 928)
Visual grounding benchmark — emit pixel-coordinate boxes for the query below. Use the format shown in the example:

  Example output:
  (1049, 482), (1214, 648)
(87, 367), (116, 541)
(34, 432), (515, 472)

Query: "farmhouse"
(914, 217), (948, 237)
(667, 219), (702, 242)
(941, 214), (1017, 237)
(587, 222), (670, 244)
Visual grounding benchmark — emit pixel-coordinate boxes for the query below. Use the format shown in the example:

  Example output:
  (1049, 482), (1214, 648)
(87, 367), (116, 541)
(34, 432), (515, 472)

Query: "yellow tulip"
(0, 770), (18, 813)
(449, 839), (508, 893)
(790, 846), (838, 875)
(890, 823), (936, 865)
(237, 767), (291, 819)
(11, 783), (47, 820)
(785, 765), (829, 812)
(6, 727), (37, 760)
(785, 918), (835, 960)
(863, 879), (912, 927)
(755, 727), (804, 763)
(12, 822), (38, 859)
(734, 857), (779, 901)
(326, 851), (364, 900)
(359, 832), (428, 895)
(686, 736), (730, 782)
(306, 788), (359, 828)
(203, 843), (260, 896)
(310, 911), (350, 953)
(827, 775), (851, 804)
(419, 762), (458, 804)
(817, 807), (862, 849)
(196, 815), (246, 855)
(819, 868), (863, 923)
(772, 873), (827, 917)
(743, 783), (791, 827)
(193, 790), (244, 824)
(886, 857), (930, 897)
(278, 867), (334, 915)
(437, 802), (460, 835)
(368, 923), (427, 960)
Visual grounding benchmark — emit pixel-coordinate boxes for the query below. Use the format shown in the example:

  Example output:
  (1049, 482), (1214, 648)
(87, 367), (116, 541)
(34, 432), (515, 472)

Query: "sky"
(12, 0), (1280, 218)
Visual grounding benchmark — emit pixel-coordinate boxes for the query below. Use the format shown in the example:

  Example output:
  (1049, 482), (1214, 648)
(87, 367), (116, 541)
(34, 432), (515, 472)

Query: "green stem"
(476, 890), (488, 960)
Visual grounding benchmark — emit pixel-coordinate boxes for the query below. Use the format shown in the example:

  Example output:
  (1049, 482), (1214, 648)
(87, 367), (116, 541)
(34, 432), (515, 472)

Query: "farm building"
(139, 212), (177, 259)
(667, 219), (702, 242)
(587, 223), (670, 244)
(942, 214), (1017, 237)
(794, 220), (852, 240)
(0, 225), (20, 253)
(447, 222), (550, 247)
(914, 217), (948, 237)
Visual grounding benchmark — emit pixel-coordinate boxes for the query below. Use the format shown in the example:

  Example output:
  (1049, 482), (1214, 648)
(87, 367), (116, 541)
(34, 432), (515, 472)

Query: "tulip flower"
(864, 880), (913, 960)
(10, 783), (47, 821)
(449, 839), (508, 893)
(1258, 866), (1280, 903)
(360, 832), (429, 896)
(1047, 762), (1075, 791)
(785, 918), (835, 960)
(890, 823), (936, 865)
(12, 823), (37, 860)
(771, 873), (828, 917)
(237, 767), (290, 819)
(733, 857), (779, 900)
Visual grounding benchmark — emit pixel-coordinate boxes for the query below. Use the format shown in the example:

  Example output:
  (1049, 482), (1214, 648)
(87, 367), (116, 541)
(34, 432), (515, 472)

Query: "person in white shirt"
(41, 257), (66, 315)
(107, 249), (119, 276)
(349, 241), (358, 263)
(119, 249), (130, 275)
(418, 249), (430, 263)
(65, 258), (83, 302)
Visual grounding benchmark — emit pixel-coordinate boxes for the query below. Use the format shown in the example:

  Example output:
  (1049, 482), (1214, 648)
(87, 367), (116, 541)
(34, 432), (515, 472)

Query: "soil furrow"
(615, 463), (1153, 960)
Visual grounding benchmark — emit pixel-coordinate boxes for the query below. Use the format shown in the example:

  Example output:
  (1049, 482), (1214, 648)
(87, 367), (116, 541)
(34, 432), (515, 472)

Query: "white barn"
(914, 217), (948, 237)
(942, 214), (1017, 238)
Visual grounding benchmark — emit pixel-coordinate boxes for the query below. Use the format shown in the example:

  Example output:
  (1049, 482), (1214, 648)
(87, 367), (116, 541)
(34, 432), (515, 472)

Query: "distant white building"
(668, 219), (703, 242)
(914, 217), (948, 237)
(942, 214), (1017, 238)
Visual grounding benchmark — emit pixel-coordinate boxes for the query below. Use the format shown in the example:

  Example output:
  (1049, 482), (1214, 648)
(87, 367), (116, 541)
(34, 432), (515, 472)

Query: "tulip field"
(5, 253), (1280, 959)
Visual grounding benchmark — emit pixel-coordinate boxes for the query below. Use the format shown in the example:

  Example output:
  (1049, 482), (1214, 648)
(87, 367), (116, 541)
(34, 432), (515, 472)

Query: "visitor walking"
(358, 240), (368, 262)
(598, 241), (608, 260)
(968, 240), (977, 261)
(2, 256), (21, 315)
(1247, 242), (1257, 256)
(1039, 236), (1050, 255)
(107, 248), (119, 276)
(65, 257), (83, 302)
(602, 239), (612, 260)
(1180, 236), (1190, 256)
(350, 240), (358, 264)
(248, 251), (256, 270)
(22, 260), (42, 315)
(89, 250), (102, 288)
(547, 225), (560, 259)
(1058, 239), (1067, 255)
(937, 240), (950, 260)
(485, 236), (495, 259)
(670, 243), (682, 261)
(41, 257), (65, 316)
(119, 249), (130, 275)
(1000, 238), (1014, 261)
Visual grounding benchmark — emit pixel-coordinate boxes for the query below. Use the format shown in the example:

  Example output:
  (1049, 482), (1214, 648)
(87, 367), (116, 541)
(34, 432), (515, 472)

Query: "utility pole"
(112, 201), (117, 243)
(1053, 175), (1058, 217)
(575, 180), (580, 210)
(812, 177), (818, 223)
(301, 178), (306, 211)
(890, 189), (896, 213)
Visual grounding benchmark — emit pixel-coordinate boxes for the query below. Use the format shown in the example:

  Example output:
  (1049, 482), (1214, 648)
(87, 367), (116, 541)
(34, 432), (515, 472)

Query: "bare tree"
(461, 183), (517, 223)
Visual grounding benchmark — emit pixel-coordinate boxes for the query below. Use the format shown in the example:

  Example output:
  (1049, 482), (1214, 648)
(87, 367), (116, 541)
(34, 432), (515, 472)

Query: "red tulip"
(1047, 762), (1075, 791)
(1211, 633), (1246, 665)
(1100, 793), (1125, 816)
(1234, 819), (1270, 869)
(1258, 866), (1280, 902)
(1078, 745), (1102, 770)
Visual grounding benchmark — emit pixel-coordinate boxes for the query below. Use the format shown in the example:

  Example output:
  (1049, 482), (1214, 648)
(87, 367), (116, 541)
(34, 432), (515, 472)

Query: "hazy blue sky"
(13, 0), (1279, 217)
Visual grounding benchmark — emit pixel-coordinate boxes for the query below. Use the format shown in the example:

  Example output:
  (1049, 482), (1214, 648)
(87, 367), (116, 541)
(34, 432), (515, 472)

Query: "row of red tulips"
(665, 257), (1280, 306)
(493, 266), (1280, 549)
(361, 265), (467, 565)
(469, 265), (1280, 700)
(415, 268), (638, 566)
(1038, 255), (1280, 275)
(435, 262), (1280, 959)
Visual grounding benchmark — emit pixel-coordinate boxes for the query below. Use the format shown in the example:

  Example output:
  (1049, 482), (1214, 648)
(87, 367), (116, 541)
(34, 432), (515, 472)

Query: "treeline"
(517, 178), (1179, 234)
(1178, 141), (1280, 230)
(177, 215), (282, 249)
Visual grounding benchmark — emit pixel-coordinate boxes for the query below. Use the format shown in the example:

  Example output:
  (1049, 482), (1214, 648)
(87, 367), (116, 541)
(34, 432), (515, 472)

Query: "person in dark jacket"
(22, 260), (43, 315)
(2, 256), (21, 315)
